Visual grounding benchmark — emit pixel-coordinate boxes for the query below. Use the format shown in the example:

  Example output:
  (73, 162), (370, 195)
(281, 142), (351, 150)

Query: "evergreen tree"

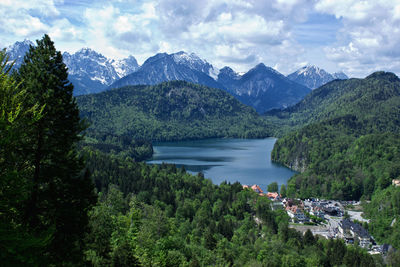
(267, 182), (278, 192)
(16, 35), (96, 264)
(303, 229), (315, 246)
(0, 49), (49, 265)
(280, 184), (287, 198)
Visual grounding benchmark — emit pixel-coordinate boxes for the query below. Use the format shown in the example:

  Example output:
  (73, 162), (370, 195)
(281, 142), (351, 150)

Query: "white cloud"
(0, 0), (55, 38)
(316, 0), (400, 77)
(4, 0), (400, 78)
(0, 0), (71, 49)
(81, 2), (160, 61)
(49, 18), (84, 42)
(71, 0), (310, 71)
(147, 0), (311, 72)
(0, 0), (318, 74)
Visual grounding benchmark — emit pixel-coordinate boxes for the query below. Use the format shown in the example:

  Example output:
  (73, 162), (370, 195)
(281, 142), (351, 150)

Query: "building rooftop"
(341, 219), (370, 238)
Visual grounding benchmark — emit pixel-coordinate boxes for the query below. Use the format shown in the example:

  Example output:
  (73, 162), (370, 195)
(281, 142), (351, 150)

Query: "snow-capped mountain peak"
(219, 66), (241, 80)
(75, 47), (106, 59)
(6, 39), (34, 68)
(297, 65), (328, 77)
(172, 51), (204, 65)
(111, 56), (139, 78)
(62, 48), (139, 94)
(288, 65), (348, 90)
(172, 51), (219, 80)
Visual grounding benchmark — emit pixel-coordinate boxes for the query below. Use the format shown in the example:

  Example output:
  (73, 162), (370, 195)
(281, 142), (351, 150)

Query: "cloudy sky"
(1, 0), (399, 77)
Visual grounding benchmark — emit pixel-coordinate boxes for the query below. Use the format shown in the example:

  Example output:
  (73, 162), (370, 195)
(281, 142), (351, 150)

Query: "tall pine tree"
(0, 49), (50, 265)
(17, 35), (96, 265)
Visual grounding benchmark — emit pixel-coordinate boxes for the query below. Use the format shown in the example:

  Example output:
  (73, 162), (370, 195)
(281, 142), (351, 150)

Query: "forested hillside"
(267, 72), (400, 133)
(270, 72), (400, 198)
(364, 186), (400, 249)
(269, 72), (400, 249)
(80, 148), (378, 266)
(77, 80), (271, 142)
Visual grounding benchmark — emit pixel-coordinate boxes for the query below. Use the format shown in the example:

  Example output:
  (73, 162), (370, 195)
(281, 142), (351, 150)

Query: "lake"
(146, 138), (296, 192)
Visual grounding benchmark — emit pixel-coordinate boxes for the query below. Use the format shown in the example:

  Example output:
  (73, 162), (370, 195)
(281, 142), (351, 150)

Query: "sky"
(1, 0), (400, 77)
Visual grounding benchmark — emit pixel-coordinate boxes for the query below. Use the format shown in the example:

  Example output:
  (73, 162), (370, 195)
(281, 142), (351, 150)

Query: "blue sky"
(1, 0), (400, 77)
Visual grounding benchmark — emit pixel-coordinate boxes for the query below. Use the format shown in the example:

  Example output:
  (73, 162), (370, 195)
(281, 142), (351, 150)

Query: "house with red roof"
(286, 205), (308, 223)
(250, 184), (263, 194)
(266, 192), (280, 201)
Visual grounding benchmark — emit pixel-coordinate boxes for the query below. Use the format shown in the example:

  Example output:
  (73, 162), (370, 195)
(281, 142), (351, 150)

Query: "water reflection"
(147, 138), (296, 192)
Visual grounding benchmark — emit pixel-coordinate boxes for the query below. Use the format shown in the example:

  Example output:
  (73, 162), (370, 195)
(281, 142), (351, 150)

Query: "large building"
(339, 219), (372, 248)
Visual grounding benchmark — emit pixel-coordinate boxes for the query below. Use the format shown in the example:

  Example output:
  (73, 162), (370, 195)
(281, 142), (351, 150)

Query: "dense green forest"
(364, 186), (400, 250)
(81, 148), (380, 266)
(77, 81), (271, 142)
(266, 72), (400, 137)
(79, 131), (153, 162)
(269, 72), (400, 199)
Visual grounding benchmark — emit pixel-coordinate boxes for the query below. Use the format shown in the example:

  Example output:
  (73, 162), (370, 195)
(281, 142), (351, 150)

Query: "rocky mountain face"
(5, 40), (34, 69)
(332, 72), (348, 80)
(217, 64), (311, 113)
(217, 66), (241, 94)
(5, 40), (139, 95)
(109, 51), (222, 90)
(63, 49), (139, 95)
(287, 65), (348, 90)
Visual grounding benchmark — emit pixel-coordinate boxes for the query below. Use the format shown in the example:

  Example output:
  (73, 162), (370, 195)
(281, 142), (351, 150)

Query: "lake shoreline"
(147, 138), (297, 192)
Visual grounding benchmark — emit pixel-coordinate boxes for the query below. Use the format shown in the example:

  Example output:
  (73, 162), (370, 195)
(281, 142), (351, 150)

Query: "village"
(243, 184), (396, 256)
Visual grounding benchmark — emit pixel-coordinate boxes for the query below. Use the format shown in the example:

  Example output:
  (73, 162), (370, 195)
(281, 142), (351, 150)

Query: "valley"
(3, 35), (400, 266)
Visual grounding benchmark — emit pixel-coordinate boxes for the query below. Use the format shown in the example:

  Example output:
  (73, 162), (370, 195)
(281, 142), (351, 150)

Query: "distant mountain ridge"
(287, 65), (348, 90)
(110, 52), (311, 113)
(5, 39), (348, 112)
(272, 71), (400, 128)
(5, 40), (34, 69)
(5, 40), (139, 95)
(109, 51), (223, 91)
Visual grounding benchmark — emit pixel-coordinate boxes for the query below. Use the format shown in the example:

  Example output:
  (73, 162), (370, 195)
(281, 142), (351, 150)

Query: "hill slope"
(77, 81), (270, 141)
(269, 72), (400, 200)
(268, 71), (400, 133)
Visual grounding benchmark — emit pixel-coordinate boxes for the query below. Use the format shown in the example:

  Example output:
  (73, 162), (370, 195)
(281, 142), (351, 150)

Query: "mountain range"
(109, 52), (312, 113)
(5, 39), (348, 112)
(5, 40), (139, 95)
(63, 48), (139, 95)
